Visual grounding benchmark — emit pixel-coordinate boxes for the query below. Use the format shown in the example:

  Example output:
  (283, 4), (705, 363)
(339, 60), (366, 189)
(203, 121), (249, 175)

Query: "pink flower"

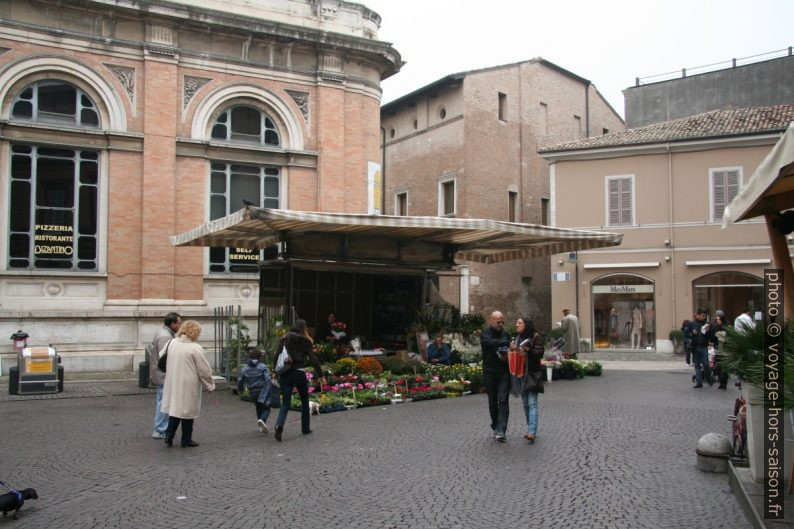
(357, 384), (363, 389)
(308, 387), (315, 394)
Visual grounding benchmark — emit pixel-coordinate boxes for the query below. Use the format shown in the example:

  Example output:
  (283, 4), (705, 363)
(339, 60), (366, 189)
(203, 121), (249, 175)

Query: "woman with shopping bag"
(509, 317), (545, 444)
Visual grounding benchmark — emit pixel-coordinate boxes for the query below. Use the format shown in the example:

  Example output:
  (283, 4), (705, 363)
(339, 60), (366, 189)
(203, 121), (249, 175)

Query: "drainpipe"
(380, 126), (387, 214)
(584, 81), (591, 137)
(667, 143), (676, 346)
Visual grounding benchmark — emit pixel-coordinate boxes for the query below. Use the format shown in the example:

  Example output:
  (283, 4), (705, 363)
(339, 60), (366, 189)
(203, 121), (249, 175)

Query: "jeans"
(154, 386), (169, 434)
(693, 347), (711, 385)
(484, 370), (510, 436)
(521, 391), (539, 435)
(275, 369), (311, 434)
(250, 390), (271, 423)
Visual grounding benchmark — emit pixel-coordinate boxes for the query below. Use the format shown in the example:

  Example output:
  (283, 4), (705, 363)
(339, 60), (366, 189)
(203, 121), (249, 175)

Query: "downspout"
(667, 143), (676, 347)
(380, 126), (387, 213)
(584, 81), (591, 137)
(518, 62), (524, 221)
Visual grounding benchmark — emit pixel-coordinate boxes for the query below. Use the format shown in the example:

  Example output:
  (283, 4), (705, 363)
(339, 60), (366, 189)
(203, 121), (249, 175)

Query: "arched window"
(211, 105), (280, 146)
(692, 271), (762, 322)
(11, 80), (100, 127)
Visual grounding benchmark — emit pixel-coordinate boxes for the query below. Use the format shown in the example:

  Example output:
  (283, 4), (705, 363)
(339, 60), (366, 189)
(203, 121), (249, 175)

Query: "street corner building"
(541, 103), (794, 353)
(379, 59), (626, 331)
(0, 0), (401, 374)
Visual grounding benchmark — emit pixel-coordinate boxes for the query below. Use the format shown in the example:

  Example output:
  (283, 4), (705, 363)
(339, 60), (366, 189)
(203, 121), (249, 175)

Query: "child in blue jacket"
(237, 347), (277, 434)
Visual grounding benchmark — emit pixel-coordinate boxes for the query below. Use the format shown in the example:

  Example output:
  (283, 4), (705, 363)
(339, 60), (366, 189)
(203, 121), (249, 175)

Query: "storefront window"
(692, 272), (762, 323)
(592, 274), (655, 350)
(8, 144), (98, 270)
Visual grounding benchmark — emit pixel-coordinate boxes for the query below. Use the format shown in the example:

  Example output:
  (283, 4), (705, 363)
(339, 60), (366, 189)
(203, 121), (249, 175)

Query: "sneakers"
(257, 419), (269, 434)
(693, 383), (703, 388)
(494, 432), (506, 442)
(151, 431), (166, 439)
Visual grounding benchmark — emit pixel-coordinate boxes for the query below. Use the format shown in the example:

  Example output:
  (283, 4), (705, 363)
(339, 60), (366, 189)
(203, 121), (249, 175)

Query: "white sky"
(362, 0), (794, 119)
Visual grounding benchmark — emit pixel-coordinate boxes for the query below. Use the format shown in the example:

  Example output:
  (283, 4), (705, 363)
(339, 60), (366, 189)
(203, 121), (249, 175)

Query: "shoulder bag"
(157, 340), (173, 372)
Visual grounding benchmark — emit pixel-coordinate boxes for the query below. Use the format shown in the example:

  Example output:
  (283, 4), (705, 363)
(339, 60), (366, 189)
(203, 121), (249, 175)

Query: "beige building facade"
(0, 0), (400, 373)
(541, 104), (794, 351)
(380, 59), (624, 330)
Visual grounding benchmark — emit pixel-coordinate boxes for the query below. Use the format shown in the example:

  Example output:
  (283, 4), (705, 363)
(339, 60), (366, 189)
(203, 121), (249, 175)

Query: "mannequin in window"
(630, 306), (643, 349)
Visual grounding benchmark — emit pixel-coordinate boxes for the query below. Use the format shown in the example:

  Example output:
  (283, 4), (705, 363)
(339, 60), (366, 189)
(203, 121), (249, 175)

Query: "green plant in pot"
(669, 329), (684, 355)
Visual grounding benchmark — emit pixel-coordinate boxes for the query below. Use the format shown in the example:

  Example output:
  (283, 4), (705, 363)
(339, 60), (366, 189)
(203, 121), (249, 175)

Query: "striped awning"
(170, 207), (622, 265)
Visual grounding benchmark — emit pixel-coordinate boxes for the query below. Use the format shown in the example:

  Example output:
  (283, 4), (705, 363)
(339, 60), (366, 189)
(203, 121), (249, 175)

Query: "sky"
(361, 0), (794, 119)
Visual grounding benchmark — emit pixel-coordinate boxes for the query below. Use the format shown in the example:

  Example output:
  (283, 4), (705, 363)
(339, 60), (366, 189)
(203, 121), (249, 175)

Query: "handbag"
(156, 340), (173, 372)
(275, 344), (292, 375)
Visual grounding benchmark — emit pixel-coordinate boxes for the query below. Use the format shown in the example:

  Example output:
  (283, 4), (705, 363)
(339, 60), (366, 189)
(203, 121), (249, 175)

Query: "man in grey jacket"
(149, 312), (181, 439)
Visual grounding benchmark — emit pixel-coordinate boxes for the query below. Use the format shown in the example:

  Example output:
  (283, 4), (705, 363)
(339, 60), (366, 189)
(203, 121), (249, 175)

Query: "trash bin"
(138, 361), (150, 389)
(16, 346), (61, 394)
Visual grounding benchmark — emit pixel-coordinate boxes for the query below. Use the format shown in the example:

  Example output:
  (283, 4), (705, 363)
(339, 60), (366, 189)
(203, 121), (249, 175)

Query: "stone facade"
(0, 0), (400, 373)
(380, 60), (625, 332)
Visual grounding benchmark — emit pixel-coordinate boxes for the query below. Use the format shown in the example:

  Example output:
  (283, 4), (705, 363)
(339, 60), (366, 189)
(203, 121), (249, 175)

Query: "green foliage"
(380, 357), (414, 375)
(335, 357), (358, 375)
(313, 342), (337, 364)
(226, 316), (251, 374)
(669, 329), (684, 342)
(547, 328), (564, 341)
(559, 359), (586, 379)
(720, 321), (794, 410)
(584, 361), (603, 376)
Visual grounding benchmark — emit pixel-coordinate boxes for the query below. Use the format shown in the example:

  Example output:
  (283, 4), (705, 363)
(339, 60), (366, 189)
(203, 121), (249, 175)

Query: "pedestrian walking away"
(273, 319), (326, 441)
(481, 311), (511, 442)
(237, 347), (278, 435)
(148, 312), (181, 439)
(559, 309), (580, 358)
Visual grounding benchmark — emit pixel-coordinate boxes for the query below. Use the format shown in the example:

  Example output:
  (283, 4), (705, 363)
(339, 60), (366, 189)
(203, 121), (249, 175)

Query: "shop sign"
(592, 284), (654, 294)
(229, 247), (260, 265)
(552, 272), (570, 282)
(34, 224), (73, 257)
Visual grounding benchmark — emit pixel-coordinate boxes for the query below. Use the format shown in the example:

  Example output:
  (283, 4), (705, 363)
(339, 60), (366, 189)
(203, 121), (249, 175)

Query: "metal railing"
(635, 46), (793, 86)
(213, 305), (244, 381)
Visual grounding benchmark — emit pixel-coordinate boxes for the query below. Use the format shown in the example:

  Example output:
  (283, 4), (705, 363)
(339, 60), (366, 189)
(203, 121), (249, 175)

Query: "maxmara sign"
(592, 284), (654, 294)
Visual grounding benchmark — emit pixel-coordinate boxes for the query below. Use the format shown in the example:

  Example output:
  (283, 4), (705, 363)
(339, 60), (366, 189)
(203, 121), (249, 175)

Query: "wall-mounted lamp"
(664, 239), (670, 246)
(664, 256), (671, 262)
(558, 259), (564, 265)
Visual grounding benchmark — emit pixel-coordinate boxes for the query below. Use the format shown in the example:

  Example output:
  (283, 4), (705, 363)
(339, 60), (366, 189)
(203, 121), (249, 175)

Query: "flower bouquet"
(541, 354), (562, 382)
(331, 321), (347, 340)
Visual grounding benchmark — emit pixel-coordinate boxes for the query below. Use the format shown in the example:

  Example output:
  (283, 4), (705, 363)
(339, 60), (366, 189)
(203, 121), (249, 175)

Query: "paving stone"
(0, 369), (750, 528)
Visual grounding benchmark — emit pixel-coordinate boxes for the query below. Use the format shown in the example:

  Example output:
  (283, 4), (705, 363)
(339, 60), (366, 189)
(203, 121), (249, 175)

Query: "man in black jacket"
(481, 311), (511, 441)
(687, 308), (715, 388)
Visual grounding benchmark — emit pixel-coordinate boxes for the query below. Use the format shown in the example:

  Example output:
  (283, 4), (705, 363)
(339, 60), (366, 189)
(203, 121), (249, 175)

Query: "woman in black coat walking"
(273, 319), (325, 441)
(510, 317), (545, 444)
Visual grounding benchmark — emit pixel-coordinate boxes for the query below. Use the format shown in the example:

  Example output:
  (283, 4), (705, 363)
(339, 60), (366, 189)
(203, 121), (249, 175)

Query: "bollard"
(696, 433), (732, 473)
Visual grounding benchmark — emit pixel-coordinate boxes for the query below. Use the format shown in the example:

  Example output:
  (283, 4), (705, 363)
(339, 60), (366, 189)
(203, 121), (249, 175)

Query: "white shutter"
(726, 170), (739, 203)
(713, 171), (726, 220)
(620, 177), (632, 225)
(608, 179), (620, 225)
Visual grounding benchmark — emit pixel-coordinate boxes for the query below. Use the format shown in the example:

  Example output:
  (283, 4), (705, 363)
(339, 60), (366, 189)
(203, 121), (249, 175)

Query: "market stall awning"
(723, 121), (794, 226)
(170, 207), (622, 266)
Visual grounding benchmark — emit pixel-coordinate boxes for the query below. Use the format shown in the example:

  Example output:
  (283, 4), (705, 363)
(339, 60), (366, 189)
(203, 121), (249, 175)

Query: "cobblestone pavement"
(0, 368), (751, 529)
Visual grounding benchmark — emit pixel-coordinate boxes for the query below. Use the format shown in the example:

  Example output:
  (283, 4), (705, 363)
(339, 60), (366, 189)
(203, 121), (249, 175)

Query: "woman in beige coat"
(160, 320), (215, 447)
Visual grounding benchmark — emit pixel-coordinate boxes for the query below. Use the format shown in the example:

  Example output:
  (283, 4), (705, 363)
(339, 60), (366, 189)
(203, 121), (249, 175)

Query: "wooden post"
(764, 213), (794, 318)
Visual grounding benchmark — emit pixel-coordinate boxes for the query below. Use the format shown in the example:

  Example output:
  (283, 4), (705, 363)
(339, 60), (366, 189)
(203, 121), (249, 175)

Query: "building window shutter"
(608, 177), (632, 226)
(620, 178), (632, 225)
(608, 179), (620, 225)
(712, 170), (740, 221)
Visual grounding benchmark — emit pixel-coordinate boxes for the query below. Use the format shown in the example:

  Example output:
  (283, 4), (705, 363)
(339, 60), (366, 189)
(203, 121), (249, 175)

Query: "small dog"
(309, 401), (320, 415)
(0, 488), (38, 519)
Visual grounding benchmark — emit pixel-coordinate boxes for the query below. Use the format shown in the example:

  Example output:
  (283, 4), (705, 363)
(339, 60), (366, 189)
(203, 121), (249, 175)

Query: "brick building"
(380, 59), (624, 331)
(0, 0), (400, 373)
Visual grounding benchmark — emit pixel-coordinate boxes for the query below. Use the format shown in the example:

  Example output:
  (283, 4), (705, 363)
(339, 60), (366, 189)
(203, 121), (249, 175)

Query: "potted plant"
(669, 329), (684, 355)
(720, 321), (793, 482)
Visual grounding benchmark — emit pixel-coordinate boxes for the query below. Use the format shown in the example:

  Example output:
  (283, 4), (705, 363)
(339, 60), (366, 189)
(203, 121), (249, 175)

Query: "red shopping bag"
(508, 350), (526, 378)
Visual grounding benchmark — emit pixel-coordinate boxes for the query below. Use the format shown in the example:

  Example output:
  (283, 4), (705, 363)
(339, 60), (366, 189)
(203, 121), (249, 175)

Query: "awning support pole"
(764, 213), (794, 318)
